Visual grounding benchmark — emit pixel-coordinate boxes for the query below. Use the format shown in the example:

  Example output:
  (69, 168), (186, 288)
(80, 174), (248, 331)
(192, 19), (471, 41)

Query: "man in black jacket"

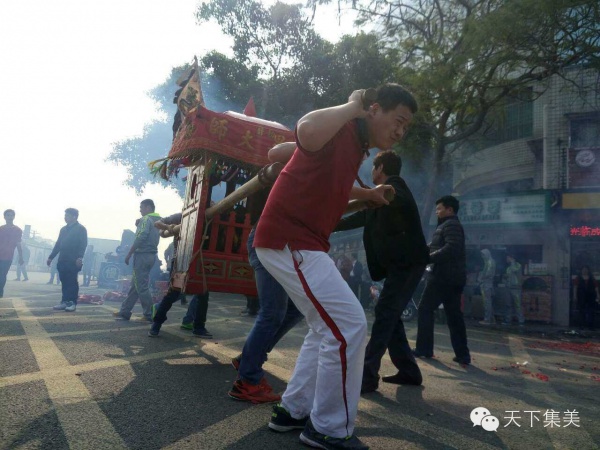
(336, 150), (429, 392)
(414, 195), (471, 364)
(47, 208), (88, 312)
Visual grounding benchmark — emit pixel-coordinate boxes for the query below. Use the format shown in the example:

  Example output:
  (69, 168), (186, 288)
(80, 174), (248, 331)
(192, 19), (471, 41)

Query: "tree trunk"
(420, 142), (446, 234)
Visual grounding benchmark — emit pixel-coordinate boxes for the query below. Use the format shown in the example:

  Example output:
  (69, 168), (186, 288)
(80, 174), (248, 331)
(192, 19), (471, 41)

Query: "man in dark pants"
(336, 150), (429, 393)
(414, 195), (471, 365)
(48, 208), (88, 312)
(228, 169), (304, 404)
(148, 212), (212, 338)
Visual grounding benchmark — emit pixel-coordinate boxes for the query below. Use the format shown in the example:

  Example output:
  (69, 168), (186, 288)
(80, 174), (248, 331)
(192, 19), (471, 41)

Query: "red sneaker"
(259, 377), (274, 393)
(228, 380), (281, 404)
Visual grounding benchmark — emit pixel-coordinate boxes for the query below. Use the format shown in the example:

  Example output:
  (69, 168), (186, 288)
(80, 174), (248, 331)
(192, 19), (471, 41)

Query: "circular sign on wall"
(575, 149), (596, 168)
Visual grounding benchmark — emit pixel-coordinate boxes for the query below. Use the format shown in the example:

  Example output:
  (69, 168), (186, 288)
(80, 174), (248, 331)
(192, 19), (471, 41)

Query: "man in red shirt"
(0, 209), (24, 298)
(254, 84), (417, 450)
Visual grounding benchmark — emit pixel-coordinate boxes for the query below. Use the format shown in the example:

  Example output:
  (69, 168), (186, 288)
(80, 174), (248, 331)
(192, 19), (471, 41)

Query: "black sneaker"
(452, 356), (471, 365)
(192, 327), (213, 339)
(148, 322), (161, 337)
(300, 419), (369, 449)
(268, 404), (308, 432)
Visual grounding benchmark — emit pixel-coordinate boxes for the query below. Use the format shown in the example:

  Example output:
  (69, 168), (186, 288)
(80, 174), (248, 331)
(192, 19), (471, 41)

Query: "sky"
(0, 0), (357, 260)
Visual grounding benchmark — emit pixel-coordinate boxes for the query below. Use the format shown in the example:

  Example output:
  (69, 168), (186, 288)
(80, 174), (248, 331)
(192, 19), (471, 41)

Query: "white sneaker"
(53, 303), (67, 310)
(64, 302), (76, 312)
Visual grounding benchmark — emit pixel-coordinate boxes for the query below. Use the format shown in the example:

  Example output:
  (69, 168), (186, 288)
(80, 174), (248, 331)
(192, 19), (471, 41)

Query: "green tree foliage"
(107, 67), (187, 196)
(196, 0), (401, 123)
(323, 0), (600, 220)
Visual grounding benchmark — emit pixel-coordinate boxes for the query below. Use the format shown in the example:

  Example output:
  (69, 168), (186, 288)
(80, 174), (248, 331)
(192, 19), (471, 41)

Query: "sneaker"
(23, 278), (29, 282)
(192, 327), (213, 338)
(64, 302), (76, 312)
(151, 303), (158, 321)
(259, 377), (274, 393)
(148, 322), (161, 337)
(180, 322), (193, 331)
(268, 404), (308, 432)
(229, 355), (272, 393)
(53, 303), (67, 310)
(300, 419), (369, 449)
(113, 312), (130, 321)
(135, 316), (152, 322)
(228, 379), (281, 404)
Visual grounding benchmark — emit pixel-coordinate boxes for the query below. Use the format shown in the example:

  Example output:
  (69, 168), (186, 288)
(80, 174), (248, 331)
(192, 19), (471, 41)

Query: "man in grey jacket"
(414, 195), (471, 365)
(114, 199), (161, 321)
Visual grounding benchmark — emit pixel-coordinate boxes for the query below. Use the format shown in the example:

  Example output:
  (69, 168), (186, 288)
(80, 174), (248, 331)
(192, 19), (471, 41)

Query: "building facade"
(452, 67), (600, 326)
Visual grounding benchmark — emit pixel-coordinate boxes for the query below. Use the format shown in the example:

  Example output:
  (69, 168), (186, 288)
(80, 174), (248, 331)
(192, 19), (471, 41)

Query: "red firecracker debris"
(78, 294), (103, 305)
(528, 341), (600, 356)
(534, 373), (549, 382)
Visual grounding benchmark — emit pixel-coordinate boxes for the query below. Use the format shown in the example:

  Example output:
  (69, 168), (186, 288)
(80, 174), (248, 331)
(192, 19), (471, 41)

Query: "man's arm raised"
(296, 90), (368, 152)
(268, 142), (296, 164)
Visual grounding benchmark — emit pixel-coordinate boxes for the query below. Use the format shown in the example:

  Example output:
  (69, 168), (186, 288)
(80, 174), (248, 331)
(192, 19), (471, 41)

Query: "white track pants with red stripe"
(256, 246), (367, 438)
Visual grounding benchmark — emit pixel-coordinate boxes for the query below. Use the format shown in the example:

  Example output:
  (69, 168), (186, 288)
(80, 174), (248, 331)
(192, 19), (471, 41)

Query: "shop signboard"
(430, 193), (549, 226)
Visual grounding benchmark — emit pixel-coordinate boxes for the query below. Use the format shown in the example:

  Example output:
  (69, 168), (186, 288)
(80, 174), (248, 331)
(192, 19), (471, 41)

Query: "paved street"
(1, 272), (599, 450)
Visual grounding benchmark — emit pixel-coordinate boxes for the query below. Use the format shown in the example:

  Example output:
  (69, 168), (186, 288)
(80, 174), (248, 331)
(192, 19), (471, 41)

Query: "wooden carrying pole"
(204, 162), (283, 220)
(344, 186), (395, 215)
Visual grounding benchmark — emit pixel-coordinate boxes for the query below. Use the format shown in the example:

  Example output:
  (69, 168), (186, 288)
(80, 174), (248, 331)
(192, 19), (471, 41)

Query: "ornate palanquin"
(165, 106), (294, 296)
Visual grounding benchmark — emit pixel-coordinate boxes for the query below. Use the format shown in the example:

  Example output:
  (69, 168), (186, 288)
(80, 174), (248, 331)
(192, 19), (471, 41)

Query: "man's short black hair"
(141, 199), (155, 211)
(376, 83), (418, 114)
(373, 150), (402, 176)
(65, 208), (79, 219)
(4, 209), (15, 217)
(436, 195), (460, 214)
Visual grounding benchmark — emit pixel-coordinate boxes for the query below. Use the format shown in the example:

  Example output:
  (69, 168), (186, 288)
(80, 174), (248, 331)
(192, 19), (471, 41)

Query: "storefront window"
(570, 118), (600, 149)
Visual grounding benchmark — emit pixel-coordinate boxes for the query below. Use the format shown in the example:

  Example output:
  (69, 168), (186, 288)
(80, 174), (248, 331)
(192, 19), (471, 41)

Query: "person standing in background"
(15, 242), (30, 281)
(574, 265), (599, 330)
(503, 254), (524, 326)
(47, 257), (61, 285)
(82, 245), (94, 287)
(347, 252), (363, 298)
(0, 209), (24, 298)
(414, 195), (471, 365)
(48, 208), (88, 312)
(478, 249), (497, 325)
(114, 199), (160, 322)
